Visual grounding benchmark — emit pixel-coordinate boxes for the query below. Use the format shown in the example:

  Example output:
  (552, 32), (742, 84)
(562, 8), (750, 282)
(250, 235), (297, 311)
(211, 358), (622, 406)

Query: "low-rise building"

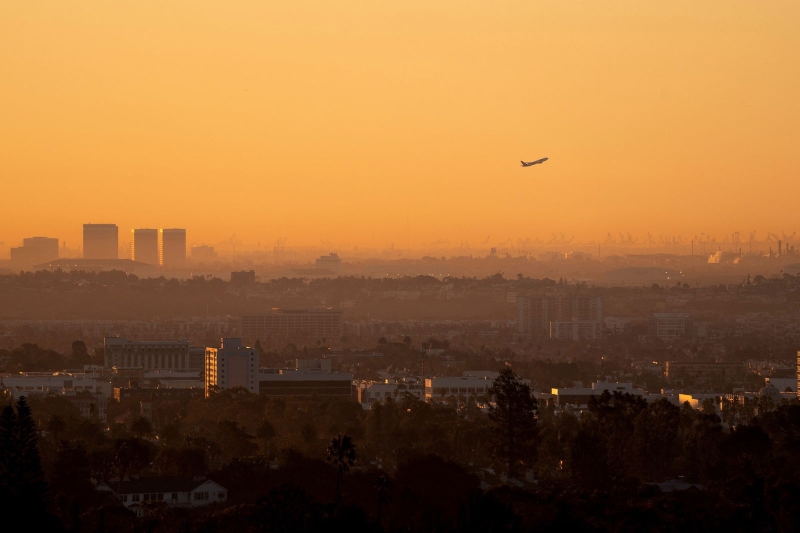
(315, 253), (342, 271)
(97, 477), (227, 517)
(355, 381), (424, 406)
(766, 377), (797, 393)
(66, 392), (108, 423)
(258, 359), (353, 399)
(241, 309), (343, 342)
(665, 361), (746, 382)
(551, 382), (643, 407)
(649, 313), (692, 340)
(425, 374), (506, 403)
(550, 319), (604, 340)
(0, 372), (113, 399)
(230, 270), (256, 287)
(114, 386), (203, 404)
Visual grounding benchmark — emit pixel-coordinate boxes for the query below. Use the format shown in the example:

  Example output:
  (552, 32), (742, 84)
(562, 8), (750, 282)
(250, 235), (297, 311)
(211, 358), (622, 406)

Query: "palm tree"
(327, 433), (356, 504)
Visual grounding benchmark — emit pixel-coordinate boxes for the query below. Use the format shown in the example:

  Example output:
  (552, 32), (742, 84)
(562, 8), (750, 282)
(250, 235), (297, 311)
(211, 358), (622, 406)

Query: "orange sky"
(2, 2), (799, 252)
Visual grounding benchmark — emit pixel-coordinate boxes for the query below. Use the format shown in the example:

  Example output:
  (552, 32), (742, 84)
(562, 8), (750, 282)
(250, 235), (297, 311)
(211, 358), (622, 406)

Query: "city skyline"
(3, 3), (800, 531)
(3, 223), (800, 260)
(2, 2), (799, 250)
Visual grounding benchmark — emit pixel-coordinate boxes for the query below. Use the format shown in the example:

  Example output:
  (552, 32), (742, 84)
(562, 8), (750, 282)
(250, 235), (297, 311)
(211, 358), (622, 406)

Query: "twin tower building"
(84, 223), (186, 266)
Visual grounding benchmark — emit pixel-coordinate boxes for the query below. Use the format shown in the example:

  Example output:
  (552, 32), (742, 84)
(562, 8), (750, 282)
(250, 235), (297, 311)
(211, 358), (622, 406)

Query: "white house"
(97, 477), (227, 517)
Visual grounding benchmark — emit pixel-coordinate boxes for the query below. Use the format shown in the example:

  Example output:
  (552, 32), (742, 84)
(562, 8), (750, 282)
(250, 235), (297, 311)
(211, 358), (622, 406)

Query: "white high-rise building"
(205, 338), (258, 397)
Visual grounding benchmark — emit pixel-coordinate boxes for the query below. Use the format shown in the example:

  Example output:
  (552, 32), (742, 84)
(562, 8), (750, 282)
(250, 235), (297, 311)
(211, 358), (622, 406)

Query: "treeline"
(0, 341), (96, 373)
(4, 369), (800, 531)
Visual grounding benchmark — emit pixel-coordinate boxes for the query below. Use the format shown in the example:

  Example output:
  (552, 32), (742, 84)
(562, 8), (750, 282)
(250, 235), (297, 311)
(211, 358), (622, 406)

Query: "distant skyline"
(2, 224), (798, 260)
(2, 2), (799, 250)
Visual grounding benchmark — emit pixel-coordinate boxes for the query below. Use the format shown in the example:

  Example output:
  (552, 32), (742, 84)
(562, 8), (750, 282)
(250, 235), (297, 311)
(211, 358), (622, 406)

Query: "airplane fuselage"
(521, 157), (548, 167)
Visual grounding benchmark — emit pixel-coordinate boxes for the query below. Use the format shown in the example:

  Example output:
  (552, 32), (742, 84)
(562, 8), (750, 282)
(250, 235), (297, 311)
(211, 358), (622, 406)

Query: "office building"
(258, 359), (353, 398)
(10, 236), (59, 266)
(315, 253), (342, 271)
(517, 293), (604, 336)
(230, 270), (256, 287)
(665, 361), (746, 382)
(425, 372), (522, 403)
(83, 224), (118, 259)
(160, 228), (186, 267)
(104, 337), (193, 371)
(191, 245), (216, 262)
(131, 229), (159, 265)
(0, 372), (113, 400)
(241, 309), (343, 342)
(205, 338), (259, 396)
(649, 313), (692, 340)
(33, 258), (156, 275)
(550, 319), (605, 340)
(551, 382), (642, 407)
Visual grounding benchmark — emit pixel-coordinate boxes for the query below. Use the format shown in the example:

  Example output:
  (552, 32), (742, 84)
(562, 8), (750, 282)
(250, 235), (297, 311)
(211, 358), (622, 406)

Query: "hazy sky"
(2, 2), (799, 251)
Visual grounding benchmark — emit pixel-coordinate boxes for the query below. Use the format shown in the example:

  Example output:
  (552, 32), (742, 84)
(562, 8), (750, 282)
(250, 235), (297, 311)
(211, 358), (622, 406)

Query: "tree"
(46, 414), (67, 444)
(376, 474), (390, 526)
(70, 340), (91, 367)
(632, 398), (680, 481)
(488, 368), (538, 480)
(327, 433), (356, 504)
(256, 419), (277, 457)
(0, 397), (52, 524)
(130, 416), (153, 439)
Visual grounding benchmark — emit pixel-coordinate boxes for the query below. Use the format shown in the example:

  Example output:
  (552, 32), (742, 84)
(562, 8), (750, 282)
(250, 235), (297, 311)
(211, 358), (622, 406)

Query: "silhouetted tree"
(70, 340), (91, 367)
(257, 419), (277, 457)
(376, 474), (390, 526)
(130, 416), (153, 438)
(327, 433), (356, 504)
(0, 397), (52, 525)
(488, 368), (538, 479)
(46, 414), (67, 444)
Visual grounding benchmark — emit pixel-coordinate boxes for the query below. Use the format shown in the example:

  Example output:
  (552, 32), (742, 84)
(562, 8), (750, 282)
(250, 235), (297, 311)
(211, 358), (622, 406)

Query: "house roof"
(100, 477), (223, 494)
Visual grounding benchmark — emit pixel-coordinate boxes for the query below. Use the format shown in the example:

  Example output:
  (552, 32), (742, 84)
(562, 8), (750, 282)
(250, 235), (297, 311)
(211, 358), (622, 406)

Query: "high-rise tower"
(83, 224), (118, 259)
(131, 229), (159, 265)
(159, 228), (186, 266)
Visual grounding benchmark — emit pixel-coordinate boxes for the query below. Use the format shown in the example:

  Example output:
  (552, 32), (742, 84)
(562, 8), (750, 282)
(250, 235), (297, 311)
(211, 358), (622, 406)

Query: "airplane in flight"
(521, 158), (548, 167)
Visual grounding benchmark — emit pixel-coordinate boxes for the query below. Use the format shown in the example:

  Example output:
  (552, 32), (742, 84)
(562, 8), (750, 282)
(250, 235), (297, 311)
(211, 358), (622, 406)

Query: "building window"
(132, 494), (140, 502)
(171, 493), (178, 500)
(194, 491), (209, 501)
(219, 492), (226, 499)
(119, 495), (128, 502)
